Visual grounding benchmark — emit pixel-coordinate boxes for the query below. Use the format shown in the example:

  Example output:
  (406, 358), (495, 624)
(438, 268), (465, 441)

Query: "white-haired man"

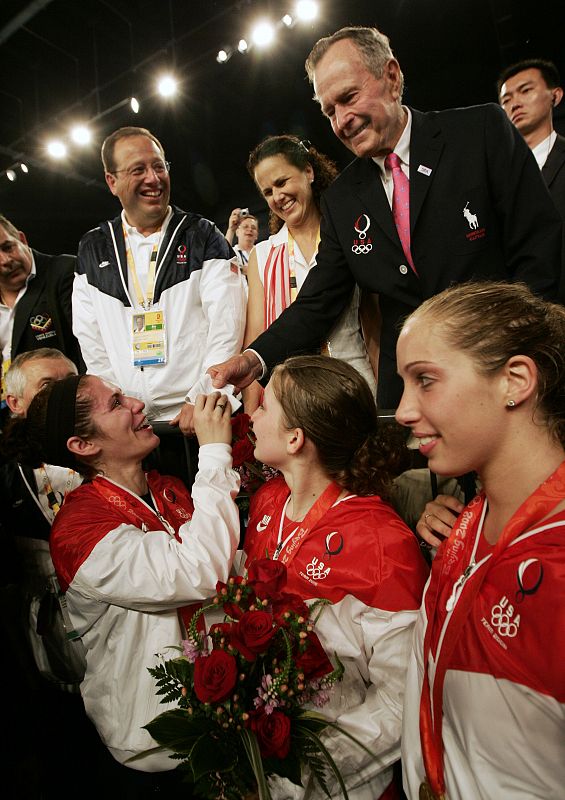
(210, 26), (562, 408)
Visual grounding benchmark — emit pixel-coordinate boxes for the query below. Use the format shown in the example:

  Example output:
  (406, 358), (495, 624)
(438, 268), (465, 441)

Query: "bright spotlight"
(296, 0), (318, 21)
(282, 14), (294, 27)
(237, 38), (248, 53)
(6, 169), (16, 182)
(70, 125), (92, 145)
(157, 75), (178, 98)
(251, 20), (275, 48)
(20, 163), (29, 173)
(130, 97), (140, 113)
(216, 48), (230, 64)
(47, 140), (67, 159)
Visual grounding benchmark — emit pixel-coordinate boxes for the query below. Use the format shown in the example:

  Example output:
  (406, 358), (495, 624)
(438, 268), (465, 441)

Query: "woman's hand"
(416, 494), (464, 548)
(193, 392), (232, 446)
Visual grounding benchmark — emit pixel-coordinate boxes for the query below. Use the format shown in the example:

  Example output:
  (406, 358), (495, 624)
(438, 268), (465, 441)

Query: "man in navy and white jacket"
(73, 126), (246, 432)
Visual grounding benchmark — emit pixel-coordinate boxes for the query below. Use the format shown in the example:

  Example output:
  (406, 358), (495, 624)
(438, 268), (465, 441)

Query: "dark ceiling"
(1, 0), (563, 254)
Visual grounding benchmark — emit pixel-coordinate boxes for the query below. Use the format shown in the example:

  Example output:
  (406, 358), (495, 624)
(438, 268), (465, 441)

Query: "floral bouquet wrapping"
(145, 559), (368, 800)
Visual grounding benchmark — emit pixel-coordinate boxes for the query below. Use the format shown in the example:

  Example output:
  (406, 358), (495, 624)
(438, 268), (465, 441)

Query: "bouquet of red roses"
(145, 559), (364, 800)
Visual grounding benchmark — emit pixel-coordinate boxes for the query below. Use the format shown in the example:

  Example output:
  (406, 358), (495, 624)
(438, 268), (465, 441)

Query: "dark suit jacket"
(542, 134), (565, 301)
(251, 104), (562, 408)
(11, 250), (83, 369)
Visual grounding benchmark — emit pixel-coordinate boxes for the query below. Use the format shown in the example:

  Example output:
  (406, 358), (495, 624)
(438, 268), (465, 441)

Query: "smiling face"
(236, 217), (258, 250)
(105, 135), (170, 234)
(0, 224), (32, 299)
(82, 376), (159, 468)
(500, 67), (558, 143)
(313, 38), (406, 159)
(254, 154), (315, 231)
(395, 318), (507, 478)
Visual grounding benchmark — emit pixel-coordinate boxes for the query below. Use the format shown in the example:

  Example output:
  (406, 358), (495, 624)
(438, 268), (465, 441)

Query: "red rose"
(230, 610), (277, 661)
(248, 709), (291, 759)
(232, 437), (256, 468)
(294, 631), (333, 680)
(222, 601), (245, 620)
(193, 649), (237, 704)
(209, 621), (234, 642)
(271, 593), (309, 627)
(231, 413), (251, 440)
(247, 559), (287, 598)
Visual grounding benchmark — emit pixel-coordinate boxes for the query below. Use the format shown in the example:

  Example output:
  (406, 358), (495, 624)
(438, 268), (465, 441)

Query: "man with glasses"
(72, 126), (246, 438)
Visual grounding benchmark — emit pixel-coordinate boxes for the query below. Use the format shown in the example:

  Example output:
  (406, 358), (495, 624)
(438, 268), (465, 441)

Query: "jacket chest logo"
(352, 213), (373, 254)
(176, 244), (187, 266)
(29, 313), (56, 340)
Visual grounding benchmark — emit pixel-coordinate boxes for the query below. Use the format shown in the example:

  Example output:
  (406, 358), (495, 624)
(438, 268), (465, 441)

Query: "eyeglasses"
(112, 160), (171, 178)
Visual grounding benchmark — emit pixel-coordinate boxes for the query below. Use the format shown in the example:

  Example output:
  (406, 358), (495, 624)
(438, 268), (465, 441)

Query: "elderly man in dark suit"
(0, 214), (82, 410)
(210, 26), (562, 408)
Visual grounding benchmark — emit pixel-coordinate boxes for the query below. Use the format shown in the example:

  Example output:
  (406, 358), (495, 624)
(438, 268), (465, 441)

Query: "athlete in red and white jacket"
(402, 494), (565, 800)
(50, 447), (240, 772)
(244, 475), (429, 800)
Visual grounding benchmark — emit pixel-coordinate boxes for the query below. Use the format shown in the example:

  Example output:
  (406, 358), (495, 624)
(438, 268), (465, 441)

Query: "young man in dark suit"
(498, 59), (565, 299)
(210, 26), (562, 408)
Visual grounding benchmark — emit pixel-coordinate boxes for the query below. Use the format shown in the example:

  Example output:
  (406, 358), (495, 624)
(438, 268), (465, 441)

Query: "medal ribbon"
(92, 477), (176, 535)
(419, 459), (565, 799)
(274, 481), (342, 566)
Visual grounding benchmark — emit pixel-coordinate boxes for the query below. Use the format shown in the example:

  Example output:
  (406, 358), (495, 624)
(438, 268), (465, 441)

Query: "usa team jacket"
(50, 446), (240, 771)
(244, 477), (429, 800)
(72, 206), (246, 421)
(402, 496), (565, 799)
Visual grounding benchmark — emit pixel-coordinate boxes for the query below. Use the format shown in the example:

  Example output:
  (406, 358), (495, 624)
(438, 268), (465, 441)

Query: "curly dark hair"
(271, 355), (407, 498)
(247, 135), (338, 234)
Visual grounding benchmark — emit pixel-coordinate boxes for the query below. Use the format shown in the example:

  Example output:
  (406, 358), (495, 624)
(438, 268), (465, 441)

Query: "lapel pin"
(417, 165), (432, 176)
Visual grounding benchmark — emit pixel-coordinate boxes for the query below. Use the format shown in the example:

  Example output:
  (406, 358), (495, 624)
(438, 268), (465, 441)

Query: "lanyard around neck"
(123, 225), (160, 309)
(287, 227), (320, 302)
(19, 465), (77, 524)
(419, 459), (565, 799)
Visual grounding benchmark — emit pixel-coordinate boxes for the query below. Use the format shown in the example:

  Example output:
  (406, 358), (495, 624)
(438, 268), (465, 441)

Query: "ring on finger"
(424, 512), (432, 524)
(216, 403), (227, 411)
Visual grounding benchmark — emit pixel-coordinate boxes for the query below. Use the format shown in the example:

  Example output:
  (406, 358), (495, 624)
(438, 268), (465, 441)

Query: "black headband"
(44, 375), (82, 469)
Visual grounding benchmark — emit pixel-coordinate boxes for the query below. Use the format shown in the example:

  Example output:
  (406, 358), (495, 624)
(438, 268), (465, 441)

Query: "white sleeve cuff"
(244, 348), (267, 379)
(197, 442), (233, 471)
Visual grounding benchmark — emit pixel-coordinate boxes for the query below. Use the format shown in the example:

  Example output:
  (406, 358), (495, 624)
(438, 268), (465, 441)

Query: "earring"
(506, 399), (516, 408)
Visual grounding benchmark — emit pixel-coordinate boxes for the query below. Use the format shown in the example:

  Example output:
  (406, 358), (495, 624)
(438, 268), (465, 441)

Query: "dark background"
(1, 0), (564, 253)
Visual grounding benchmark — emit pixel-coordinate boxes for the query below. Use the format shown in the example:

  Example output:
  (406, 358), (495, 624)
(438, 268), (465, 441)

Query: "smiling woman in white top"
(243, 134), (376, 413)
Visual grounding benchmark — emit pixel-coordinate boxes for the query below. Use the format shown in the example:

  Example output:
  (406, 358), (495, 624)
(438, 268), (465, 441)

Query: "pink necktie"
(384, 152), (418, 276)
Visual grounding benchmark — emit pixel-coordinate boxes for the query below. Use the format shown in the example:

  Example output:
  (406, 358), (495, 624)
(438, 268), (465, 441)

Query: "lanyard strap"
(273, 481), (342, 566)
(287, 227), (320, 303)
(40, 466), (77, 517)
(123, 225), (160, 309)
(420, 459), (565, 798)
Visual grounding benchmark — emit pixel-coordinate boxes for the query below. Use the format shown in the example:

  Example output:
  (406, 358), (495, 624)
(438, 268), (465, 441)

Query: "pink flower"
(182, 635), (209, 663)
